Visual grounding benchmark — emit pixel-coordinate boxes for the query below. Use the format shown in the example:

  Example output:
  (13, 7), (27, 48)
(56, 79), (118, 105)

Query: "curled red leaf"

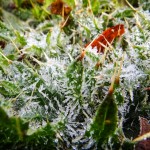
(85, 24), (125, 53)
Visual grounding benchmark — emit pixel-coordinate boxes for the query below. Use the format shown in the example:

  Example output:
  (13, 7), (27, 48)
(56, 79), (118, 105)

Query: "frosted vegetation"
(0, 0), (150, 149)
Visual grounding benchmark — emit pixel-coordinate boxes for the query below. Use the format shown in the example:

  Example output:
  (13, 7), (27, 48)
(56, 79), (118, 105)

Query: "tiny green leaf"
(0, 107), (29, 143)
(0, 80), (20, 96)
(15, 31), (27, 46)
(114, 9), (134, 19)
(46, 31), (51, 45)
(89, 93), (118, 142)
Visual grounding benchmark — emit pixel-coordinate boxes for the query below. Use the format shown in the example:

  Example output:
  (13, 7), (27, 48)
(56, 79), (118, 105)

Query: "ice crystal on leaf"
(24, 31), (47, 49)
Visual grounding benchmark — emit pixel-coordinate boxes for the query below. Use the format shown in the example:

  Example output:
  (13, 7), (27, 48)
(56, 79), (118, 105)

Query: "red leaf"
(85, 24), (125, 53)
(49, 0), (72, 18)
(135, 117), (150, 150)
